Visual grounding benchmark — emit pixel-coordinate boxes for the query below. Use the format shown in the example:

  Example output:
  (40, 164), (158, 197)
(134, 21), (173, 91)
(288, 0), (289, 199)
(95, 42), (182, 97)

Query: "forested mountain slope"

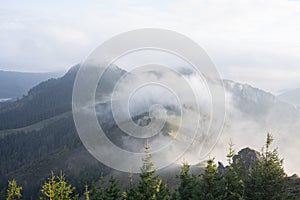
(0, 65), (299, 199)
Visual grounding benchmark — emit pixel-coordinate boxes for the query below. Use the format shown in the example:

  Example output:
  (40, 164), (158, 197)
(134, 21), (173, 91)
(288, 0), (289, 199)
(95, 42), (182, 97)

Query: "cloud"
(0, 0), (300, 92)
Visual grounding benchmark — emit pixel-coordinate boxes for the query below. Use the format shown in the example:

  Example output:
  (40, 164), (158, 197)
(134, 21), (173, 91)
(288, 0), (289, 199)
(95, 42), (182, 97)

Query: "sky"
(0, 0), (300, 93)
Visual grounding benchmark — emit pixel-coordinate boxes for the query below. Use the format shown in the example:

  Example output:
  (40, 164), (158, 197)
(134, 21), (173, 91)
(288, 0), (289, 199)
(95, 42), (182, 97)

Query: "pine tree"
(174, 162), (196, 200)
(125, 140), (170, 200)
(137, 141), (157, 199)
(157, 182), (171, 200)
(104, 176), (121, 200)
(221, 143), (245, 200)
(137, 141), (166, 199)
(122, 186), (139, 200)
(192, 158), (222, 200)
(6, 180), (22, 200)
(90, 177), (105, 200)
(122, 170), (139, 200)
(245, 133), (287, 200)
(40, 171), (78, 200)
(84, 184), (89, 200)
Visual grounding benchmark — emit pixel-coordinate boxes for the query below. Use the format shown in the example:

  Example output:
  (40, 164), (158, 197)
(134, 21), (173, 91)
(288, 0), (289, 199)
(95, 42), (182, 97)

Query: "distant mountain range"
(0, 65), (299, 199)
(0, 70), (63, 100)
(278, 88), (300, 107)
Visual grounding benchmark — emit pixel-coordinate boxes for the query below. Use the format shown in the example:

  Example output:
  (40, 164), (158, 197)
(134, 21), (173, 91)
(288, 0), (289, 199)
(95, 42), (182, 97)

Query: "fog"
(74, 50), (300, 174)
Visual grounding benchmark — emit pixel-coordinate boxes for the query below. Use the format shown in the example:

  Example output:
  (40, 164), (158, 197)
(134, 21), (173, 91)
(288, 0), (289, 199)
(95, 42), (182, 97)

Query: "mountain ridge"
(0, 64), (299, 199)
(0, 69), (63, 100)
(278, 88), (300, 107)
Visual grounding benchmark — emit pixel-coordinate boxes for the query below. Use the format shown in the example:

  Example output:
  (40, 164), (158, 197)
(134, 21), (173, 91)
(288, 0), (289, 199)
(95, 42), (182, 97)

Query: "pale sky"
(0, 0), (300, 93)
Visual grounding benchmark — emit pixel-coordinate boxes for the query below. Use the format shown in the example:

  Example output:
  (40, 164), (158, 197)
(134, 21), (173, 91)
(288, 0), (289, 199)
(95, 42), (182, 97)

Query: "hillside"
(0, 65), (299, 199)
(0, 70), (62, 100)
(0, 65), (127, 199)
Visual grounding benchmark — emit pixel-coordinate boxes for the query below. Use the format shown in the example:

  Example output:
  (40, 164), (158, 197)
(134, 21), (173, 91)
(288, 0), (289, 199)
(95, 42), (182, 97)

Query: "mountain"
(218, 81), (300, 175)
(223, 80), (299, 125)
(0, 65), (127, 199)
(0, 70), (62, 100)
(0, 65), (299, 199)
(0, 67), (76, 130)
(277, 88), (300, 107)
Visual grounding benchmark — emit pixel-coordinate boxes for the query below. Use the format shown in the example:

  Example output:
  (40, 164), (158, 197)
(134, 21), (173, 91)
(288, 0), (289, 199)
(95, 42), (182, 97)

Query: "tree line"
(4, 134), (297, 200)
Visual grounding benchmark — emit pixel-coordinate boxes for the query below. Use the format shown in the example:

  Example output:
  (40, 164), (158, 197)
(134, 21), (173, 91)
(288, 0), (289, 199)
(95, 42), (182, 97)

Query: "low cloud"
(1, 0), (300, 92)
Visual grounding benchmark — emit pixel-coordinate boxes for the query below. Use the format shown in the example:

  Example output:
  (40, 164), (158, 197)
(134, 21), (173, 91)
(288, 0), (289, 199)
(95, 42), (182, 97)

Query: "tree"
(90, 176), (121, 200)
(174, 162), (196, 200)
(137, 141), (170, 200)
(90, 177), (105, 200)
(156, 182), (171, 200)
(104, 176), (121, 200)
(84, 184), (89, 200)
(124, 141), (170, 200)
(122, 184), (139, 200)
(192, 158), (223, 200)
(245, 133), (287, 200)
(40, 171), (78, 200)
(122, 170), (139, 200)
(221, 143), (245, 200)
(6, 180), (22, 200)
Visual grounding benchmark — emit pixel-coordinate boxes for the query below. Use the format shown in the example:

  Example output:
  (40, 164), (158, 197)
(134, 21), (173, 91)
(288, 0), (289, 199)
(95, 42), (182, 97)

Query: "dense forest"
(0, 67), (76, 130)
(3, 134), (300, 200)
(0, 115), (109, 199)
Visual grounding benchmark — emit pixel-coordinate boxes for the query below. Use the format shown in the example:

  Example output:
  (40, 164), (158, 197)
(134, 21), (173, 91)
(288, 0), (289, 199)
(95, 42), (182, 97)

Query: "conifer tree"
(84, 184), (89, 200)
(192, 158), (222, 200)
(221, 143), (245, 200)
(174, 162), (196, 200)
(6, 180), (22, 200)
(157, 182), (171, 200)
(245, 133), (286, 200)
(122, 170), (139, 200)
(137, 141), (159, 199)
(90, 177), (105, 200)
(40, 171), (78, 200)
(138, 141), (168, 199)
(125, 140), (170, 200)
(104, 176), (121, 200)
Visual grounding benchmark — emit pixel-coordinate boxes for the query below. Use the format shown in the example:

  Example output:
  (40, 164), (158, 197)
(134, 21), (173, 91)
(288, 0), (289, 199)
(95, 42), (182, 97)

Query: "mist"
(77, 52), (300, 174)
